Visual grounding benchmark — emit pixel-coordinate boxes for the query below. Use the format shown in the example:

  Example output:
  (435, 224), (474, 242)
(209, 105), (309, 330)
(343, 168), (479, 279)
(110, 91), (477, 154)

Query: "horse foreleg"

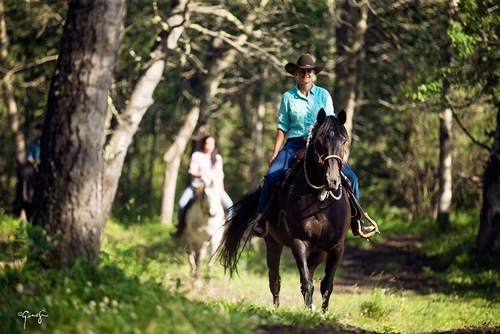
(321, 243), (345, 312)
(188, 242), (205, 280)
(207, 237), (221, 279)
(264, 236), (283, 308)
(187, 244), (198, 279)
(307, 251), (327, 279)
(197, 242), (208, 279)
(291, 238), (314, 309)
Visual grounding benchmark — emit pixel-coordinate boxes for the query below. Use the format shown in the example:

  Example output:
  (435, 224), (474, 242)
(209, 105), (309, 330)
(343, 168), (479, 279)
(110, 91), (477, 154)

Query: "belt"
(287, 137), (307, 143)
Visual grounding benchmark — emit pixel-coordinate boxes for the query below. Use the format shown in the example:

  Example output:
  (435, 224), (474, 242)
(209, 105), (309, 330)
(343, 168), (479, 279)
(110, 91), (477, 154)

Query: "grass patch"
(1, 208), (499, 333)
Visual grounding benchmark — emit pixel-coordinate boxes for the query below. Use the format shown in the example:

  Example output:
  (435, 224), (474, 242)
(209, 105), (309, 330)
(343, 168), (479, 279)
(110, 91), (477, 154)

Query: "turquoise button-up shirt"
(277, 84), (335, 138)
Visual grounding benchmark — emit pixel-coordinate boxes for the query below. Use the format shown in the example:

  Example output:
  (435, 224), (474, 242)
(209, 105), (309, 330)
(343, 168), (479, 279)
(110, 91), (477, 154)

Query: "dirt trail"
(179, 233), (498, 334)
(253, 234), (499, 334)
(337, 234), (438, 294)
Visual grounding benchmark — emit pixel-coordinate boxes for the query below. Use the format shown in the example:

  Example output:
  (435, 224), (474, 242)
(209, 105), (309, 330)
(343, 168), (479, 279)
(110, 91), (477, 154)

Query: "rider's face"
(203, 137), (216, 154)
(296, 68), (315, 84)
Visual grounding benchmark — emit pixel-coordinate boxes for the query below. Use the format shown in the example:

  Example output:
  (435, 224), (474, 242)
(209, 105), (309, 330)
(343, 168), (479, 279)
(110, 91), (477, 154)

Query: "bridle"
(315, 151), (343, 169)
(304, 125), (345, 200)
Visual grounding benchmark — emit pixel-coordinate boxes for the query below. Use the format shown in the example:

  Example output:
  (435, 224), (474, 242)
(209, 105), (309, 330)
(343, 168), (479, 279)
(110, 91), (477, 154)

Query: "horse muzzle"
(324, 173), (342, 191)
(321, 155), (343, 191)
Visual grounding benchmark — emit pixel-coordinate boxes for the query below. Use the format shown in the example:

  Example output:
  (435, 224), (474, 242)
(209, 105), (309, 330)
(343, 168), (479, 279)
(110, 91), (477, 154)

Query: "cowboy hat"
(285, 54), (324, 75)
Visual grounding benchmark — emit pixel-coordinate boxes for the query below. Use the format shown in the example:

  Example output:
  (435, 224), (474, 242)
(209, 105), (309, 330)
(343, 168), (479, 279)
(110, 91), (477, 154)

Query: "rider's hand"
(268, 153), (277, 167)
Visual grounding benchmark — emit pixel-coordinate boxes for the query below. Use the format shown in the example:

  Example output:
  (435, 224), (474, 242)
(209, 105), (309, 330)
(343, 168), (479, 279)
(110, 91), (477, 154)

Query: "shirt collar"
(294, 83), (316, 98)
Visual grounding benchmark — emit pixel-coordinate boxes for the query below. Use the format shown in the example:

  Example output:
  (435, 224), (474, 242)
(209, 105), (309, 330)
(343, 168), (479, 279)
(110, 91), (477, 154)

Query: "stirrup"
(356, 213), (380, 239)
(251, 214), (267, 237)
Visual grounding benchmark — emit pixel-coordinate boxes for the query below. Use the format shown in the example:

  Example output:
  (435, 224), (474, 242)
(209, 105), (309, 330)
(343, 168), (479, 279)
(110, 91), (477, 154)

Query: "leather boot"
(251, 214), (267, 237)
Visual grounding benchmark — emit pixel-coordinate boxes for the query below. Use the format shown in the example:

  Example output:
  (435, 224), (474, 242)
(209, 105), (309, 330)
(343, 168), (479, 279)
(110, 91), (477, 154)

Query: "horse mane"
(314, 115), (349, 143)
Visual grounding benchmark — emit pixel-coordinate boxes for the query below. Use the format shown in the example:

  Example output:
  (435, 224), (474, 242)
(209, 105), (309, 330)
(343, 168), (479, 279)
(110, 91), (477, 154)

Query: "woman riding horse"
(221, 109), (379, 311)
(172, 135), (233, 239)
(250, 54), (375, 238)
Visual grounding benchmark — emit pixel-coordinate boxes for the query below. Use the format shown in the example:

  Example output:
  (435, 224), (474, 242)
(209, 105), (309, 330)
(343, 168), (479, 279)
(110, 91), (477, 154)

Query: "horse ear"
(317, 108), (326, 123)
(337, 109), (347, 125)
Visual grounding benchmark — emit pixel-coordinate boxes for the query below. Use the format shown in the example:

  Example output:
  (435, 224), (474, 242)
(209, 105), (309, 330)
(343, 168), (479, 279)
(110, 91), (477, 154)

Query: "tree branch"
(0, 54), (58, 82)
(356, 98), (397, 110)
(186, 22), (284, 70)
(451, 107), (491, 152)
(189, 5), (246, 32)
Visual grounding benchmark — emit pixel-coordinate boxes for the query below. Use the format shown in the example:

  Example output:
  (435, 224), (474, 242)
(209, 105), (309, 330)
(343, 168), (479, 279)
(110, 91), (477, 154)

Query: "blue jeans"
(179, 179), (234, 218)
(257, 139), (360, 213)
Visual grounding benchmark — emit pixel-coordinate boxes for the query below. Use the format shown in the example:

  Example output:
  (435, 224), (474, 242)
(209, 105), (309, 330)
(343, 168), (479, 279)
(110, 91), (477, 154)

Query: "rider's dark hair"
(201, 135), (219, 166)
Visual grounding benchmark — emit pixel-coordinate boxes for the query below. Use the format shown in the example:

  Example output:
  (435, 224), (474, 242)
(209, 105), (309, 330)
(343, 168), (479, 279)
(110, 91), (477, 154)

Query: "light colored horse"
(182, 180), (226, 279)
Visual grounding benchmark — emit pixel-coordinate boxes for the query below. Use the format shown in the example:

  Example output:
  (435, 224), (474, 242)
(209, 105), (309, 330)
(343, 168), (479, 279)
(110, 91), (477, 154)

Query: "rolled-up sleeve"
(277, 94), (290, 133)
(188, 153), (201, 175)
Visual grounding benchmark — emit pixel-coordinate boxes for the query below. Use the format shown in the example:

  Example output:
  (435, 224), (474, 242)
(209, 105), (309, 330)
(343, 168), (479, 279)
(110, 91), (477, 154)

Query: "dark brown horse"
(220, 109), (360, 312)
(13, 161), (38, 221)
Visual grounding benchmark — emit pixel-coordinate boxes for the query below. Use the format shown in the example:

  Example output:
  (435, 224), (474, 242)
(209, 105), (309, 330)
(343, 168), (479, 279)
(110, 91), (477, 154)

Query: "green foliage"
(1, 210), (500, 333)
(352, 0), (497, 220)
(452, 0), (500, 101)
(0, 217), (255, 334)
(1, 0), (497, 225)
(359, 289), (389, 319)
(1, 260), (256, 333)
(448, 23), (479, 58)
(0, 0), (66, 208)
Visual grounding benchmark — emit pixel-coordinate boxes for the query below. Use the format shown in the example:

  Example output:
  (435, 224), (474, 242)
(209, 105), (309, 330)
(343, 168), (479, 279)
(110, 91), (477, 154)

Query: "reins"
(304, 125), (344, 200)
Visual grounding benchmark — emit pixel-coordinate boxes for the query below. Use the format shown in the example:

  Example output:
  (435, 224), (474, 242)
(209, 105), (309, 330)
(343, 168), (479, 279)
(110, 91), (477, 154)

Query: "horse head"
(200, 179), (224, 218)
(311, 108), (349, 192)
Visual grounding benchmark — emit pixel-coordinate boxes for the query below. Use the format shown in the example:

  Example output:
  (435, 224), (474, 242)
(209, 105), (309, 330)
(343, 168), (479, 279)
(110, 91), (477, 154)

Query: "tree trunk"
(32, 0), (124, 268)
(101, 0), (189, 224)
(437, 106), (453, 229)
(437, 0), (457, 231)
(149, 110), (160, 208)
(323, 0), (337, 96)
(0, 0), (26, 164)
(477, 103), (500, 256)
(251, 68), (267, 188)
(160, 47), (238, 224)
(161, 103), (200, 225)
(160, 5), (262, 224)
(333, 0), (368, 160)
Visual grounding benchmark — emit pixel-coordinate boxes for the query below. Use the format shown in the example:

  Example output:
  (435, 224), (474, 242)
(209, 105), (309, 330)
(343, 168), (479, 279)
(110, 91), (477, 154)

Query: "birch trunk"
(251, 71), (267, 188)
(333, 0), (368, 160)
(0, 0), (26, 164)
(161, 104), (200, 224)
(101, 0), (189, 224)
(437, 0), (458, 230)
(160, 3), (263, 224)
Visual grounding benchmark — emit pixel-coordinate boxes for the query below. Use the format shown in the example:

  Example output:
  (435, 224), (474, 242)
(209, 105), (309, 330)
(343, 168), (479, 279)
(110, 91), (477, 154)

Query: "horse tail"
(219, 187), (261, 277)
